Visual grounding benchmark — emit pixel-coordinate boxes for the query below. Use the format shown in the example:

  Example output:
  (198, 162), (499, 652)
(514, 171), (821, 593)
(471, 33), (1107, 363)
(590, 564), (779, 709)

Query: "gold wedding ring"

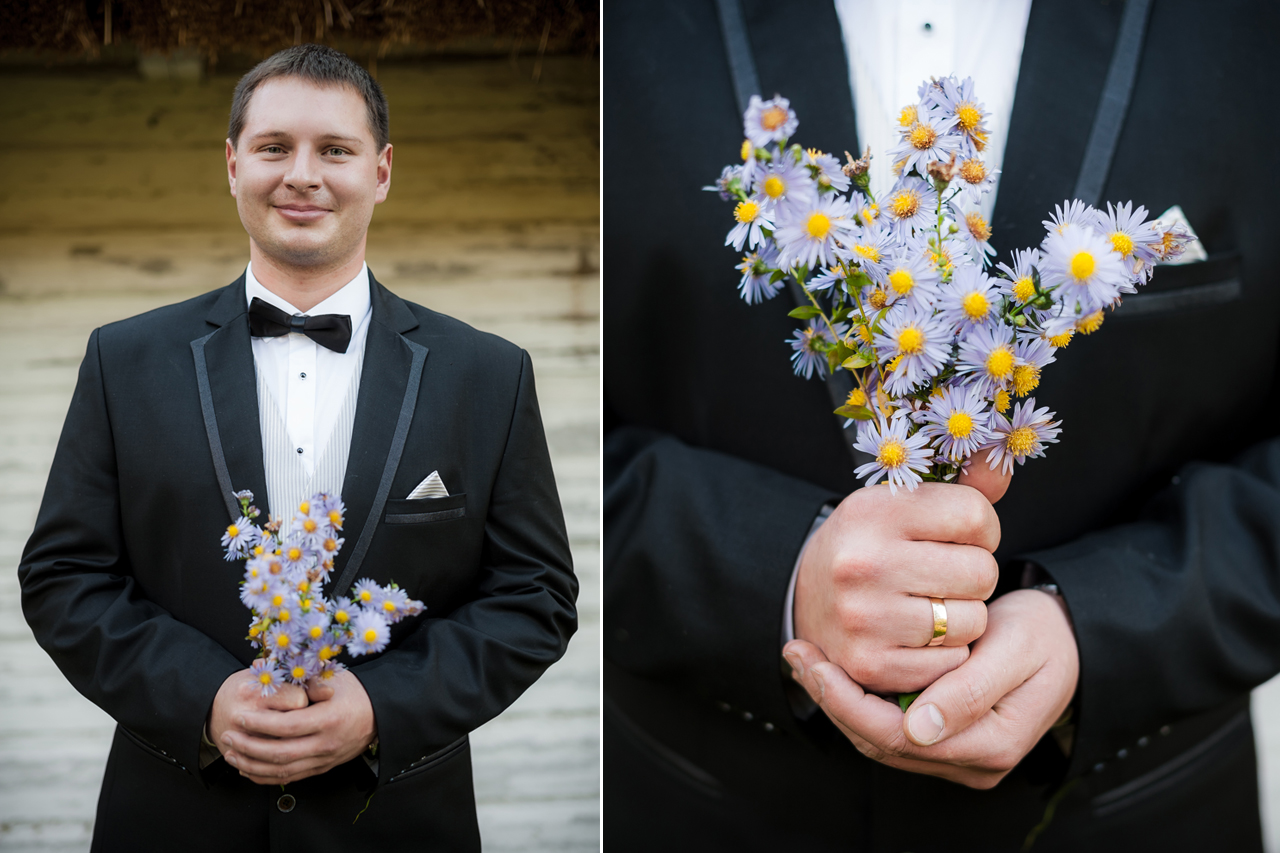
(927, 597), (947, 646)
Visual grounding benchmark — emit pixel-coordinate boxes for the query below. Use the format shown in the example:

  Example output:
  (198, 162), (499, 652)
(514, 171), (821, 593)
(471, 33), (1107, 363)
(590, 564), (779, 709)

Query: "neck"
(248, 240), (367, 312)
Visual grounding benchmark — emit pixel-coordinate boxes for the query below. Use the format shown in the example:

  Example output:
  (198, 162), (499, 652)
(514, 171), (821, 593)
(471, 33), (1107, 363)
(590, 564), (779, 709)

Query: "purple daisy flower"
(737, 245), (785, 305)
(982, 398), (1062, 475)
(249, 658), (284, 697)
(873, 304), (952, 396)
(917, 383), (992, 463)
(852, 415), (934, 495)
(347, 611), (391, 656)
(743, 95), (799, 148)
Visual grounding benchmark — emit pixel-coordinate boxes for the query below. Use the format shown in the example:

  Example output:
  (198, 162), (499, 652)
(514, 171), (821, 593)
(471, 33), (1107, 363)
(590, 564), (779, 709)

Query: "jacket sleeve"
(1024, 434), (1280, 778)
(603, 424), (840, 731)
(352, 350), (579, 786)
(18, 329), (244, 778)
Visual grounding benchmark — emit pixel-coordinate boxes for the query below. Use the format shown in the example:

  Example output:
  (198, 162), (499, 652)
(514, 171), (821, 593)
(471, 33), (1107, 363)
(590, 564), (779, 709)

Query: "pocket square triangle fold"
(406, 470), (450, 499)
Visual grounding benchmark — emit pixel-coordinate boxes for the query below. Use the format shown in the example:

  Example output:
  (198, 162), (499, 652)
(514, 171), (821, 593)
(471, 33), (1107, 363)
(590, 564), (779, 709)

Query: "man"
(605, 1), (1279, 850)
(19, 44), (577, 850)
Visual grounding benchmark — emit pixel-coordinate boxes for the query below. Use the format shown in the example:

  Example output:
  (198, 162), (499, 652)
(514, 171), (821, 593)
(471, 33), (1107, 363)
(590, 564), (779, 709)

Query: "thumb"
(306, 679), (336, 703)
(958, 457), (1012, 505)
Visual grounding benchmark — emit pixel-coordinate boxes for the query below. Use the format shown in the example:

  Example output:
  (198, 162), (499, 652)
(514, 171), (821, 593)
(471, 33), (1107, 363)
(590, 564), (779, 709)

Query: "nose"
(283, 148), (321, 193)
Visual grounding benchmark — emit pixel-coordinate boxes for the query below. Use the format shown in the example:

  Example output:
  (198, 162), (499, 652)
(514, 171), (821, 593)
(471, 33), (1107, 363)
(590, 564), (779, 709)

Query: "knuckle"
(956, 674), (992, 721)
(848, 651), (888, 688)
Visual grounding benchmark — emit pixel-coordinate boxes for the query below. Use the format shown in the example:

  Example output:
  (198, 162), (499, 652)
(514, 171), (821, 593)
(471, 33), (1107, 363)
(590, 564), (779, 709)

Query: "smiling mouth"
(274, 205), (331, 222)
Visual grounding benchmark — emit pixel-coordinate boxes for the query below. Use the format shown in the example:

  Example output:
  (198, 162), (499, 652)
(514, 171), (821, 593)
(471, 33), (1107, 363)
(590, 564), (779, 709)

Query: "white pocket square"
(406, 470), (450, 499)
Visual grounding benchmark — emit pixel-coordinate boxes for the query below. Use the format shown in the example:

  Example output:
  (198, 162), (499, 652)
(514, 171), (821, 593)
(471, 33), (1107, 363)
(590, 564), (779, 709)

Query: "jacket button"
(277, 794), (296, 813)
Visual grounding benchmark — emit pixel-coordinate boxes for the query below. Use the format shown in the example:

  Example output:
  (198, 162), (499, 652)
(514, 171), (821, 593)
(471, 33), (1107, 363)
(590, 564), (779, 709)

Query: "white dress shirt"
(245, 263), (373, 478)
(783, 1), (1032, 648)
(833, 0), (1033, 222)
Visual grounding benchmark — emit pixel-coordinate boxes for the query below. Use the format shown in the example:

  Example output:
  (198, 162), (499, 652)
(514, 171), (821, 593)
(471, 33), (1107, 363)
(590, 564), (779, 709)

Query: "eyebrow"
(248, 131), (365, 145)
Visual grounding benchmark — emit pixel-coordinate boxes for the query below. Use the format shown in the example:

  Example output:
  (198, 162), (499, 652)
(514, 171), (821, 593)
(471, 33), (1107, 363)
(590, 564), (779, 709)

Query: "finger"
(894, 540), (999, 600)
(854, 645), (968, 695)
(888, 484), (1001, 551)
(260, 684), (309, 711)
(225, 749), (329, 781)
(902, 596), (985, 648)
(958, 461), (1012, 505)
(901, 622), (1043, 747)
(222, 730), (329, 765)
(238, 705), (327, 739)
(784, 640), (914, 752)
(306, 680), (336, 703)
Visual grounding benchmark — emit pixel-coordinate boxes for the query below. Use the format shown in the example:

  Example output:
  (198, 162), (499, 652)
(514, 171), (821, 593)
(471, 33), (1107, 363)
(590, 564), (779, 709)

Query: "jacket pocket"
(1112, 252), (1241, 317)
(119, 725), (187, 771)
(384, 493), (467, 525)
(388, 734), (469, 783)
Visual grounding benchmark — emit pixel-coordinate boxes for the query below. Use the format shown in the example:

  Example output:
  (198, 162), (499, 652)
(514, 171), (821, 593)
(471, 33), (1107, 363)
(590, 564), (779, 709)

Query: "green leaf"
(842, 353), (871, 370)
(831, 304), (851, 323)
(769, 269), (786, 284)
(787, 306), (822, 320)
(834, 405), (874, 420)
(898, 691), (921, 713)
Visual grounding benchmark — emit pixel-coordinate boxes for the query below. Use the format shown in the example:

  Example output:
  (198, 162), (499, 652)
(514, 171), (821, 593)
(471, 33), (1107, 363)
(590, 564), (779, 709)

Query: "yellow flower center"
(959, 158), (986, 184)
(985, 345), (1014, 379)
(856, 324), (874, 343)
(763, 175), (785, 199)
(303, 518), (317, 533)
(268, 561), (282, 575)
(994, 388), (1011, 413)
(1012, 364), (1040, 397)
(962, 292), (989, 320)
(972, 129), (989, 151)
(869, 288), (888, 309)
(886, 355), (904, 373)
(271, 594), (283, 607)
(1012, 277), (1035, 302)
(363, 628), (379, 644)
(1048, 330), (1074, 348)
(846, 387), (868, 407)
(276, 633), (290, 647)
(965, 212), (991, 242)
(890, 190), (920, 219)
(291, 666), (305, 680)
(1076, 310), (1105, 334)
(287, 547), (302, 562)
(877, 439), (908, 468)
(740, 139), (752, 161)
(320, 668), (335, 680)
(1110, 232), (1134, 256)
(259, 672), (273, 685)
(760, 105), (789, 131)
(328, 510), (342, 527)
(319, 645), (334, 660)
(334, 609), (349, 624)
(897, 326), (925, 354)
(278, 609), (291, 622)
(359, 590), (372, 602)
(252, 545), (264, 556)
(310, 625), (323, 639)
(299, 501), (310, 515)
(734, 200), (759, 223)
(888, 269), (914, 295)
(956, 103), (982, 130)
(323, 537), (338, 552)
(806, 212), (832, 239)
(854, 244), (881, 263)
(1007, 426), (1037, 456)
(1070, 251), (1096, 280)
(226, 524), (240, 538)
(898, 105), (918, 127)
(248, 625), (260, 638)
(909, 124), (938, 150)
(859, 206), (879, 225)
(946, 411), (974, 439)
(384, 601), (398, 613)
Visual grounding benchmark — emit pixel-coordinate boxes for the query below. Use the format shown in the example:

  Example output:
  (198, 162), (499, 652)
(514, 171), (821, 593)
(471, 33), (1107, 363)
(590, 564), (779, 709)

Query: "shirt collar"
(244, 262), (372, 323)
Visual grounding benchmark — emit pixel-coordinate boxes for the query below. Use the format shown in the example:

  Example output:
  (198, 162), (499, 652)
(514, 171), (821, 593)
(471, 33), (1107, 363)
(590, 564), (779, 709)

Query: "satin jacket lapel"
(993, 0), (1123, 251)
(332, 274), (427, 595)
(740, 0), (859, 156)
(191, 277), (269, 522)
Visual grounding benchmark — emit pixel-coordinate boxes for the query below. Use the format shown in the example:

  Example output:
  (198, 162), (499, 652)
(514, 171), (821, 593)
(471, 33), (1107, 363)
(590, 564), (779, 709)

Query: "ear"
(374, 143), (393, 204)
(226, 139), (238, 198)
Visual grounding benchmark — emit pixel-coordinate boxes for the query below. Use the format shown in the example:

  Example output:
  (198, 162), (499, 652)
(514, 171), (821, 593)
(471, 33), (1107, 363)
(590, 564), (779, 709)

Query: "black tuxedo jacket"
(605, 1), (1280, 850)
(19, 273), (577, 851)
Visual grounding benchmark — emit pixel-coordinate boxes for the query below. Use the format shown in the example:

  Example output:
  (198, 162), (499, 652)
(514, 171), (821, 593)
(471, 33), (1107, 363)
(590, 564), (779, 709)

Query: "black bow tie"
(247, 297), (352, 354)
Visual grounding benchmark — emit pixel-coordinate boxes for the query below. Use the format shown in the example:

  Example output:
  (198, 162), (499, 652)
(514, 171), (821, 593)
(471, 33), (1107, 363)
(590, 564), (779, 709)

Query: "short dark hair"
(228, 44), (389, 152)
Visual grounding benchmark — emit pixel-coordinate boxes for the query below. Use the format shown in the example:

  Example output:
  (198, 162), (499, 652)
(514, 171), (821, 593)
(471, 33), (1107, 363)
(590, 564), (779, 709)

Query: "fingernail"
(782, 651), (805, 679)
(225, 754), (238, 767)
(908, 703), (945, 745)
(810, 666), (825, 705)
(221, 734), (232, 746)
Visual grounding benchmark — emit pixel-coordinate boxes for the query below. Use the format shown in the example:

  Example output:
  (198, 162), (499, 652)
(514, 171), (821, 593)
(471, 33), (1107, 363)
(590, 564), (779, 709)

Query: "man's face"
(227, 76), (391, 271)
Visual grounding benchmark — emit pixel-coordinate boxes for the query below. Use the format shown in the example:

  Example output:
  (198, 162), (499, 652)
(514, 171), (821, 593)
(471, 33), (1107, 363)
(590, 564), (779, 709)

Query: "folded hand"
(784, 588), (1078, 789)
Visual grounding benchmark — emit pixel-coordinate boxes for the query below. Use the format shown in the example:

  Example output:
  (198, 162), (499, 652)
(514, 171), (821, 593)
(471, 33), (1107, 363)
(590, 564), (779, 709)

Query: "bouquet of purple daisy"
(707, 78), (1196, 493)
(220, 490), (424, 694)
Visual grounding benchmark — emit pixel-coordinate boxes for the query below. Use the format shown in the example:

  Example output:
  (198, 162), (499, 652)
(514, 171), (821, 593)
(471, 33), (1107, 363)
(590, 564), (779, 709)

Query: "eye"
(326, 147), (347, 156)
(263, 145), (285, 154)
